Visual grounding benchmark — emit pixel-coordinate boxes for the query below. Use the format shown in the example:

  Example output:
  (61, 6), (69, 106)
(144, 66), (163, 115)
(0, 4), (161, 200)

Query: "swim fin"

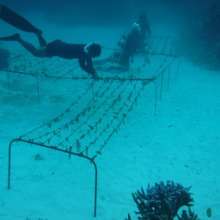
(0, 4), (42, 34)
(0, 33), (20, 41)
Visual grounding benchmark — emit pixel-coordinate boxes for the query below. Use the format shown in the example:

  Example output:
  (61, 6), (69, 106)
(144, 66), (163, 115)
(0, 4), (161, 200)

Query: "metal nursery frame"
(6, 72), (172, 217)
(8, 138), (98, 217)
(6, 76), (161, 218)
(6, 37), (179, 218)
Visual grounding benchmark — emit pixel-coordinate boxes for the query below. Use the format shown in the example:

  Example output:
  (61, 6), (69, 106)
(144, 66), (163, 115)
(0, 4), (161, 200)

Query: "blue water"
(0, 1), (220, 220)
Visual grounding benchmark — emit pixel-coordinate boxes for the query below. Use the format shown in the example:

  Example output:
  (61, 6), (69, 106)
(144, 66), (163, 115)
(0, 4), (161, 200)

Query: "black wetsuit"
(118, 27), (143, 67)
(0, 4), (97, 76)
(46, 40), (96, 75)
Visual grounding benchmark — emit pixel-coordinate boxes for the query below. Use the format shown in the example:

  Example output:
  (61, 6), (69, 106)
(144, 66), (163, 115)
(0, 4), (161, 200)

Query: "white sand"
(0, 23), (220, 220)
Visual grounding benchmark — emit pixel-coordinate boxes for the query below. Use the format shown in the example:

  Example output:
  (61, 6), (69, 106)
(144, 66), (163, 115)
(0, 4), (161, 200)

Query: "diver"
(116, 12), (151, 68)
(0, 4), (101, 78)
(96, 12), (151, 71)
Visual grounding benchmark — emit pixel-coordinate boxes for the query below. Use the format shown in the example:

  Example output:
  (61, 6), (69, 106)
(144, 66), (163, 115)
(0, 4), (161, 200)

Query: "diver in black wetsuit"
(0, 4), (101, 78)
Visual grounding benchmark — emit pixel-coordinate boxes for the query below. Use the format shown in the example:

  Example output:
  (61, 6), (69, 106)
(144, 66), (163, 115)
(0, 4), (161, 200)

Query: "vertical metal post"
(7, 139), (98, 217)
(153, 81), (158, 116)
(91, 160), (98, 217)
(7, 139), (16, 189)
(166, 65), (171, 91)
(159, 71), (164, 100)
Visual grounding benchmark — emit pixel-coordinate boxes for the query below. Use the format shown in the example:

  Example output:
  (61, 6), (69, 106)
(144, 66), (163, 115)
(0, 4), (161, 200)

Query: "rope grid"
(18, 80), (145, 158)
(19, 57), (173, 159)
(3, 36), (178, 160)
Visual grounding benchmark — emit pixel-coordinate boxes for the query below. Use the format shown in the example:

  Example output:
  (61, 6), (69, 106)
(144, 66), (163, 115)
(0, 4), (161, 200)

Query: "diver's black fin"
(0, 4), (42, 34)
(0, 33), (20, 41)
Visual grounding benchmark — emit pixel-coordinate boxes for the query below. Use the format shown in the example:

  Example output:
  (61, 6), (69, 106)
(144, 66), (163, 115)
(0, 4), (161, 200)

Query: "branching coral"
(130, 181), (195, 220)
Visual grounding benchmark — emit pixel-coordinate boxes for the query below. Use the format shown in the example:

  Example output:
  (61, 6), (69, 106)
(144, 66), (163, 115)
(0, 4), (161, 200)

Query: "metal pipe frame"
(7, 138), (98, 217)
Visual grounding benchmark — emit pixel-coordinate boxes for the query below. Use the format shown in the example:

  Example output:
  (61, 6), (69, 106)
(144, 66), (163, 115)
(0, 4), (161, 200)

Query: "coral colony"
(126, 181), (199, 220)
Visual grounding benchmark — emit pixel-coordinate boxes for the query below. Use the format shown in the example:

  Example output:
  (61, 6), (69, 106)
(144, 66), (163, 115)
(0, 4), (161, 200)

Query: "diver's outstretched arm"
(0, 4), (42, 35)
(93, 57), (112, 65)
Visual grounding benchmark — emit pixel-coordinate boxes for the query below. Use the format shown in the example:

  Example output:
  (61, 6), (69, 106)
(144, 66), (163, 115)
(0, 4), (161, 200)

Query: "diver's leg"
(17, 36), (46, 57)
(36, 32), (47, 48)
(0, 33), (20, 41)
(0, 4), (47, 48)
(0, 33), (46, 57)
(0, 4), (42, 35)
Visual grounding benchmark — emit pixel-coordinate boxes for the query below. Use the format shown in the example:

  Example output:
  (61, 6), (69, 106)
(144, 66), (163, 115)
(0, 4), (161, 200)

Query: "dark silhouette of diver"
(116, 12), (151, 68)
(95, 12), (151, 71)
(0, 4), (101, 78)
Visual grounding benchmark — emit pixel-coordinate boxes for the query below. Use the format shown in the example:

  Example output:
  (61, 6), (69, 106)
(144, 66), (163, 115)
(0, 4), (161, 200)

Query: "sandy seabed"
(0, 24), (220, 220)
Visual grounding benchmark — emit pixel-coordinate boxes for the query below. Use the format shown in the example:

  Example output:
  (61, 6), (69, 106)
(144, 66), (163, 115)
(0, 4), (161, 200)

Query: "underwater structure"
(4, 35), (180, 217)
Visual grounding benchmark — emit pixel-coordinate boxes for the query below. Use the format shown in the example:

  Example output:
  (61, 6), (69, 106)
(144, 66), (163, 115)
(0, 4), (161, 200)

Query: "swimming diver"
(0, 4), (101, 78)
